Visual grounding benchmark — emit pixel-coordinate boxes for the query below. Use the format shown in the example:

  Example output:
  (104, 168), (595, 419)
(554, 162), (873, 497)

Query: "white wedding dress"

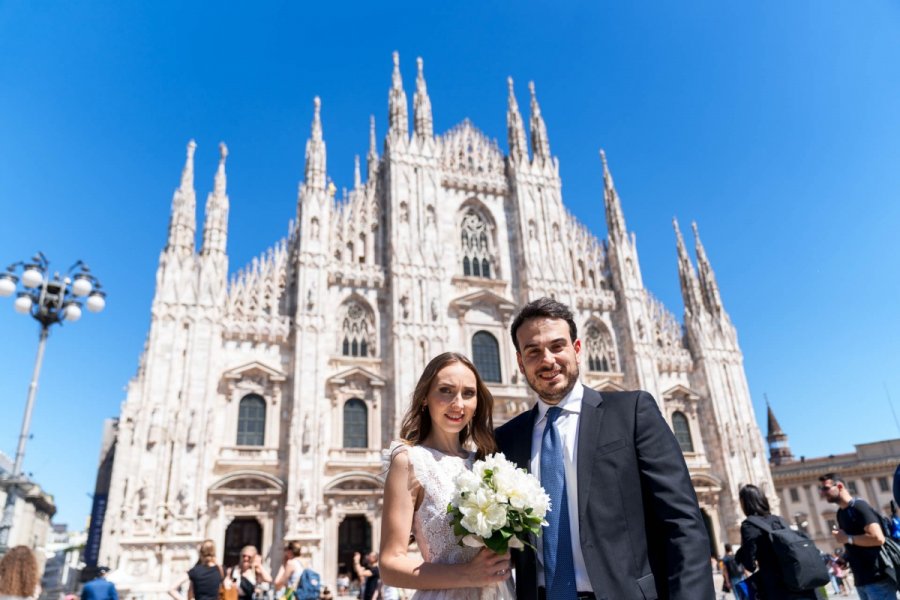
(388, 442), (515, 600)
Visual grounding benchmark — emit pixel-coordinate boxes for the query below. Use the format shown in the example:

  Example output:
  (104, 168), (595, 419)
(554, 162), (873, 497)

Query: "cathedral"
(97, 53), (774, 596)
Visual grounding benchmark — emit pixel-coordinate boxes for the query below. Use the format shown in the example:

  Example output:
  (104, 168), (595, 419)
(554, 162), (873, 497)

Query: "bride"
(380, 352), (514, 599)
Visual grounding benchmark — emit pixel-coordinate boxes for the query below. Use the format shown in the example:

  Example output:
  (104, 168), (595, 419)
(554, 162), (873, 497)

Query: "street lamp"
(793, 511), (809, 535)
(0, 252), (106, 551)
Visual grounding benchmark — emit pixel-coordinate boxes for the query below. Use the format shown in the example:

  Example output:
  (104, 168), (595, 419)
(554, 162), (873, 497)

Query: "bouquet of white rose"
(447, 452), (550, 554)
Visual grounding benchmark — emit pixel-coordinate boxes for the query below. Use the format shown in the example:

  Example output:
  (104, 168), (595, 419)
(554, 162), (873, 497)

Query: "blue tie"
(541, 406), (577, 600)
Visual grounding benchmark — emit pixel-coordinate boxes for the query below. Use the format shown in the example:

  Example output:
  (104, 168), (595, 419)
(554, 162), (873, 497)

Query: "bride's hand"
(462, 548), (512, 585)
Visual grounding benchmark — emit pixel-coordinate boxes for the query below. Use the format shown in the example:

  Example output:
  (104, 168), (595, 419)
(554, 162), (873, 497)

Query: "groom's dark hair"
(510, 297), (578, 352)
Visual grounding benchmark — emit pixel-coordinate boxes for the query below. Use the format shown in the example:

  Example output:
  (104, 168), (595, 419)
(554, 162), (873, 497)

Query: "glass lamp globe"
(14, 294), (33, 314)
(21, 267), (44, 288)
(63, 304), (82, 322)
(86, 292), (106, 313)
(71, 275), (93, 297)
(0, 275), (16, 297)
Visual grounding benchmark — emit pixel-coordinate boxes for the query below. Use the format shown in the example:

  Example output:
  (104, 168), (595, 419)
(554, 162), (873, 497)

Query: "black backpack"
(747, 516), (831, 592)
(843, 498), (900, 591)
(852, 501), (900, 592)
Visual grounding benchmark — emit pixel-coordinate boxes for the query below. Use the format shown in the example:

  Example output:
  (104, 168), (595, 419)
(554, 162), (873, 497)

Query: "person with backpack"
(294, 566), (321, 600)
(721, 544), (750, 600)
(274, 541), (304, 598)
(819, 472), (897, 600)
(735, 484), (824, 599)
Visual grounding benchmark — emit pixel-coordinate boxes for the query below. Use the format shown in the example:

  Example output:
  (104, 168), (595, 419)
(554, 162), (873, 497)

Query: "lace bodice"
(385, 442), (514, 599)
(395, 443), (481, 566)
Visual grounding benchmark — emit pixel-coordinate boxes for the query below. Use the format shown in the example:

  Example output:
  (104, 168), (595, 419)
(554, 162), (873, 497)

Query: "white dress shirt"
(530, 382), (592, 592)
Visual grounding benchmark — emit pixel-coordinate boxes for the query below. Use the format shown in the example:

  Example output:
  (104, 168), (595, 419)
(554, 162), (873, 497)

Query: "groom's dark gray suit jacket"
(494, 386), (714, 600)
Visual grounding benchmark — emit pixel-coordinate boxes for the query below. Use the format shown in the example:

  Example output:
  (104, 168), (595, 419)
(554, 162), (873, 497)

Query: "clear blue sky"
(1, 2), (898, 529)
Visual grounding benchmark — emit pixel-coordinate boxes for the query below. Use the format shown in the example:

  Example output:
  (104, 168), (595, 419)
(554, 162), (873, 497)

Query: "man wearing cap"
(81, 567), (118, 600)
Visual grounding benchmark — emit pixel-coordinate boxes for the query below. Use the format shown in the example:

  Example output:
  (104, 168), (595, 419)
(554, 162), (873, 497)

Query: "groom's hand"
(463, 549), (512, 586)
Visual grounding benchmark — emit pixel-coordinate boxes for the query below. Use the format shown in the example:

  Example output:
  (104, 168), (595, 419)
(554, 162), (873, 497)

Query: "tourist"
(81, 566), (118, 600)
(0, 546), (41, 600)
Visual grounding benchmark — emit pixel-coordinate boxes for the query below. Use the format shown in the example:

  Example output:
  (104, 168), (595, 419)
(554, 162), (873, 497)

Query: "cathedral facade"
(98, 53), (774, 596)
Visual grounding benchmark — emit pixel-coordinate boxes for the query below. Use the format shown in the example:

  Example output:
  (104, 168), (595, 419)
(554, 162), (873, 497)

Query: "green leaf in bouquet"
(483, 531), (509, 555)
(452, 522), (468, 537)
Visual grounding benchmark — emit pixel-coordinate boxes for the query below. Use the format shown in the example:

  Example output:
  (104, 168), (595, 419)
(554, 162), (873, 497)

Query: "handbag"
(218, 566), (239, 600)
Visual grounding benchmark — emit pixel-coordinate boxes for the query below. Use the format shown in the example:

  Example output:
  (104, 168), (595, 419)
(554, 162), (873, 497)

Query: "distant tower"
(766, 396), (794, 466)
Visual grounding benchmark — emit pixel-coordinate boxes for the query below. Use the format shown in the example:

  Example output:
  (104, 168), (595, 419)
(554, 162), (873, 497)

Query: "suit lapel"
(577, 385), (606, 522)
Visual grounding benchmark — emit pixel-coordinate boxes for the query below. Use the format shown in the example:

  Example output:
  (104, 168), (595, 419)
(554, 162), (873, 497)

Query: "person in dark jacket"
(735, 484), (821, 600)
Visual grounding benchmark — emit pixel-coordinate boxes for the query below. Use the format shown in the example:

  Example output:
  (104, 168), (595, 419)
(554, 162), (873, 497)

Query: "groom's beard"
(524, 362), (579, 404)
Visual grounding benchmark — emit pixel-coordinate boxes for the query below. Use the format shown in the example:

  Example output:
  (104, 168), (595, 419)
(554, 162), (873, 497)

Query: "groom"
(495, 298), (714, 600)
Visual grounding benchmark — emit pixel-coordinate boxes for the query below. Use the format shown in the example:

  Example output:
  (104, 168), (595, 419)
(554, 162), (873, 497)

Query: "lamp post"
(0, 252), (106, 551)
(793, 511), (809, 536)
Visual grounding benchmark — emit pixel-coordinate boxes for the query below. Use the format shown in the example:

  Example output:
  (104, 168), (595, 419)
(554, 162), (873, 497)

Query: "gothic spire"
(413, 57), (433, 139)
(692, 221), (724, 314)
(353, 155), (361, 189)
(388, 51), (409, 138)
(600, 150), (627, 241)
(201, 142), (230, 257)
(765, 396), (794, 465)
(673, 217), (703, 317)
(766, 399), (784, 437)
(304, 96), (326, 190)
(506, 77), (528, 162)
(367, 115), (379, 180)
(528, 81), (551, 161)
(213, 142), (227, 196)
(180, 139), (196, 192)
(166, 139), (197, 256)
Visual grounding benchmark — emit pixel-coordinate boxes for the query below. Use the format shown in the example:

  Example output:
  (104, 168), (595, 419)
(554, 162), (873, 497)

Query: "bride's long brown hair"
(398, 352), (497, 459)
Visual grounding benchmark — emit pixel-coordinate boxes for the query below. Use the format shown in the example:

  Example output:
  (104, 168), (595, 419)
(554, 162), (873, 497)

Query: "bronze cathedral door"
(224, 517), (263, 570)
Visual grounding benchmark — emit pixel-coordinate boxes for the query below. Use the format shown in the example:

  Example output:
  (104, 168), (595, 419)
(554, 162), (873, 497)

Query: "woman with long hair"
(735, 484), (821, 599)
(380, 352), (512, 599)
(189, 540), (225, 600)
(0, 545), (40, 600)
(168, 539), (229, 600)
